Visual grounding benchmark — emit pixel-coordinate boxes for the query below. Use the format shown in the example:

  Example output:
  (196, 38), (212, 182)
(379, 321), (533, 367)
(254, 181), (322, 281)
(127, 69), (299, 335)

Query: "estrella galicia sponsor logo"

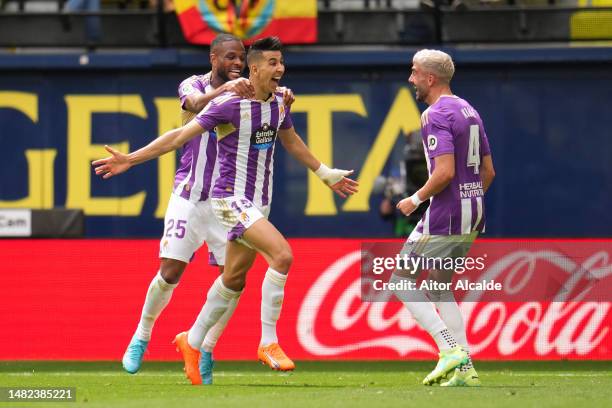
(251, 123), (276, 150)
(427, 134), (438, 151)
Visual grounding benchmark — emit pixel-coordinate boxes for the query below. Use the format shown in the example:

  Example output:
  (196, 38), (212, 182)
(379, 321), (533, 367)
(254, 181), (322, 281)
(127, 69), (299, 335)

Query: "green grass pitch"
(1, 361), (611, 408)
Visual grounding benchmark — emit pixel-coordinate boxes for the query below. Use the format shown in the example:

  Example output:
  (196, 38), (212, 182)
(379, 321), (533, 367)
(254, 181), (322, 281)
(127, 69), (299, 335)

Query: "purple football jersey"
(416, 95), (492, 235)
(173, 73), (219, 203)
(194, 91), (293, 207)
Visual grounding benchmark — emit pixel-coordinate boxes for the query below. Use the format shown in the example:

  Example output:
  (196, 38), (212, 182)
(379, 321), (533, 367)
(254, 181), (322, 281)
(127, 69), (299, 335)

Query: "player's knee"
(427, 288), (455, 302)
(437, 289), (455, 303)
(223, 274), (246, 291)
(160, 259), (187, 284)
(272, 247), (293, 272)
(428, 289), (442, 302)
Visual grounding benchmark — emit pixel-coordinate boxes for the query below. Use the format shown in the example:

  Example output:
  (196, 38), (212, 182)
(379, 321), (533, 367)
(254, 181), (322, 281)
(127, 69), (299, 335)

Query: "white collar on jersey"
(251, 93), (276, 103)
(432, 93), (459, 106)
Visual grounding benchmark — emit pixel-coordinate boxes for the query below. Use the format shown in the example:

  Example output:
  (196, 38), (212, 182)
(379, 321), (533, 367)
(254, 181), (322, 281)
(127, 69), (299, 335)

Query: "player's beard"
(414, 85), (427, 102)
(217, 68), (234, 83)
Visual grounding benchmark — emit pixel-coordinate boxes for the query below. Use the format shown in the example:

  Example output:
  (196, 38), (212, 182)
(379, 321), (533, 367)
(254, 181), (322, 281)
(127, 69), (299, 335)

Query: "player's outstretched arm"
(397, 153), (455, 216)
(92, 120), (204, 179)
(278, 127), (359, 198)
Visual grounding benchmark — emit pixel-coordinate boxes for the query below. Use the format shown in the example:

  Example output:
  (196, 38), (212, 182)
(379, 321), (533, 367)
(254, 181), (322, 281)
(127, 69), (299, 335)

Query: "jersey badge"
(427, 134), (438, 151)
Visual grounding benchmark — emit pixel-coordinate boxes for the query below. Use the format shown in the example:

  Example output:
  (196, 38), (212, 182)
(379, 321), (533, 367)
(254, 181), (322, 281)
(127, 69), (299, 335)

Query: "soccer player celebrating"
(109, 33), (291, 384)
(93, 36), (357, 384)
(393, 49), (495, 386)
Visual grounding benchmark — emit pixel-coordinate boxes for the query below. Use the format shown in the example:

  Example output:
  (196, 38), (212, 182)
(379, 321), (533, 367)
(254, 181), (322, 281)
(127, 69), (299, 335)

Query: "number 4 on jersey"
(467, 124), (481, 174)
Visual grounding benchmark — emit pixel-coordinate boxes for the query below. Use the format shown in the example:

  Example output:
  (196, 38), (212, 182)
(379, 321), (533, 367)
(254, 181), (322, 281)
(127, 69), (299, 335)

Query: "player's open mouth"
(229, 69), (241, 79)
(271, 77), (281, 86)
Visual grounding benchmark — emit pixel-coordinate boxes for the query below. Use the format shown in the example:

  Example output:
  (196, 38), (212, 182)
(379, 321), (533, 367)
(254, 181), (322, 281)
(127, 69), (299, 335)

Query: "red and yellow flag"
(175, 0), (317, 44)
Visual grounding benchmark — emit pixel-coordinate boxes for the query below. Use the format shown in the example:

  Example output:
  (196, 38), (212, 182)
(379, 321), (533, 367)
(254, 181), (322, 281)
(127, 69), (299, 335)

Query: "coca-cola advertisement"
(2, 238), (610, 360)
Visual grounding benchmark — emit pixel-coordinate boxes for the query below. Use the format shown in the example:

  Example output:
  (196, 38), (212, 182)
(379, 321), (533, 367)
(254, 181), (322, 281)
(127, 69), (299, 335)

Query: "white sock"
(432, 328), (458, 351)
(201, 295), (240, 352)
(188, 276), (241, 350)
(390, 273), (456, 351)
(260, 267), (287, 346)
(460, 350), (474, 372)
(431, 289), (473, 370)
(135, 271), (178, 341)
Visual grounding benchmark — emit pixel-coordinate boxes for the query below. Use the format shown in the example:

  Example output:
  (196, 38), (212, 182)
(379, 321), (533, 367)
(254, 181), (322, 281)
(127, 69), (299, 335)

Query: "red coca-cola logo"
(297, 243), (612, 358)
(2, 238), (610, 361)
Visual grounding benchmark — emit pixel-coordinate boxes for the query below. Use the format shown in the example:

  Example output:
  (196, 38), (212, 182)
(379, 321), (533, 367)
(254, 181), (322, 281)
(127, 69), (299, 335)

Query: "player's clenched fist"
(92, 145), (131, 179)
(396, 197), (417, 216)
(396, 192), (424, 216)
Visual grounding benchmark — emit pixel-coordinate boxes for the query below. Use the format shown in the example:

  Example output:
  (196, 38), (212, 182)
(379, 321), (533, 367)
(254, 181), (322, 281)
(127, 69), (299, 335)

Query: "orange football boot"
(257, 343), (295, 371)
(173, 332), (202, 385)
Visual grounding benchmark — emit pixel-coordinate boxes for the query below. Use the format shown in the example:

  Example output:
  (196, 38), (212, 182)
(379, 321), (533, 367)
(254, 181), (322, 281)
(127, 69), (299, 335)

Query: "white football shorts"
(159, 193), (226, 265)
(400, 219), (479, 272)
(210, 196), (270, 248)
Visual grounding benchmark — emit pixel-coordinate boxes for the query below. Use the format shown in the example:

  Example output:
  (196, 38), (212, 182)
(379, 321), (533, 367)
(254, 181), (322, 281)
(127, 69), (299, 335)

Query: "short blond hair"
(412, 49), (455, 84)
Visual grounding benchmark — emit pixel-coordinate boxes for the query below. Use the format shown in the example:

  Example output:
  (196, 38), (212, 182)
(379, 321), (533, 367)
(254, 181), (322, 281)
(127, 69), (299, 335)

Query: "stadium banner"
(174, 0), (317, 44)
(2, 238), (610, 361)
(0, 66), (610, 238)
